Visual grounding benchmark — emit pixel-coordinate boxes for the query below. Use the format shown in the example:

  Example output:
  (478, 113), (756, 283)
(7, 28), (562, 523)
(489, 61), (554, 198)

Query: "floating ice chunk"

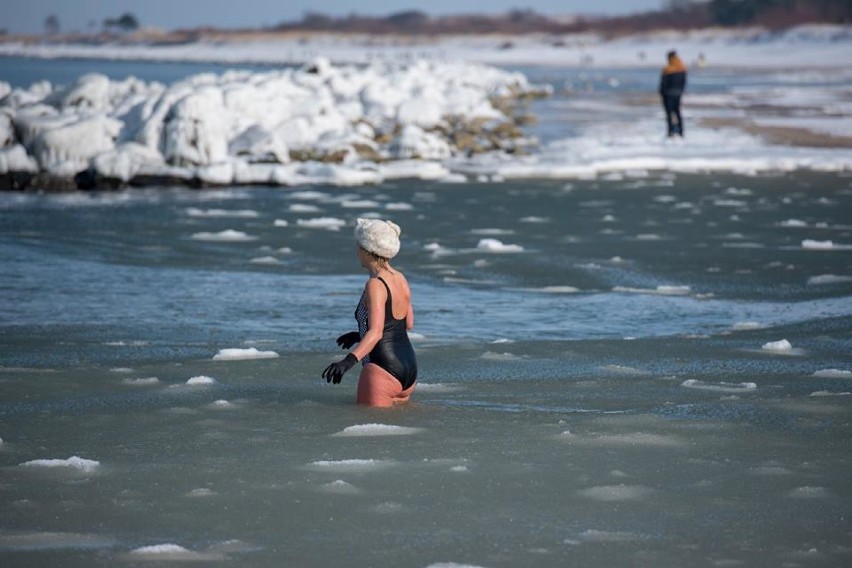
(807, 274), (852, 285)
(191, 229), (256, 242)
(289, 203), (320, 213)
(213, 347), (279, 360)
(613, 285), (690, 296)
(520, 216), (549, 223)
(341, 199), (381, 209)
(780, 219), (808, 227)
(575, 529), (645, 542)
(129, 544), (212, 560)
(812, 368), (852, 378)
(250, 256), (280, 265)
(569, 433), (684, 448)
(210, 400), (232, 408)
(333, 424), (423, 437)
(122, 377), (160, 386)
(788, 486), (828, 499)
(732, 321), (765, 330)
(273, 219), (289, 227)
(186, 376), (216, 385)
(296, 217), (346, 230)
(681, 379), (757, 392)
(307, 459), (394, 472)
(577, 485), (653, 502)
(186, 488), (216, 497)
(385, 202), (413, 211)
(185, 207), (259, 218)
(480, 351), (522, 361)
(20, 456), (100, 473)
(425, 563), (489, 568)
(809, 391), (851, 397)
(476, 238), (524, 253)
(802, 239), (833, 250)
(762, 339), (792, 352)
(320, 480), (362, 495)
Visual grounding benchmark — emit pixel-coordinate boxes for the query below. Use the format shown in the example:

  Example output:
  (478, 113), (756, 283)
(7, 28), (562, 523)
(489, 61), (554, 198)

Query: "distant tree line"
(41, 12), (140, 36)
(273, 1), (850, 36)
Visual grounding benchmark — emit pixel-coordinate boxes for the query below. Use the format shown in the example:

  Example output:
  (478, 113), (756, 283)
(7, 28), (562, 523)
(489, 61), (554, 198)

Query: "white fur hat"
(355, 218), (401, 259)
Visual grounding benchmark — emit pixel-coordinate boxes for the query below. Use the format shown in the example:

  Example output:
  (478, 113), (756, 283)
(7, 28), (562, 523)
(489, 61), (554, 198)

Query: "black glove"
(336, 331), (361, 350)
(322, 353), (358, 384)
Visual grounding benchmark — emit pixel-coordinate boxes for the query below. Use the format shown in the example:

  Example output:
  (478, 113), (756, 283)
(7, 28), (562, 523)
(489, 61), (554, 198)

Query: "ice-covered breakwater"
(0, 58), (548, 190)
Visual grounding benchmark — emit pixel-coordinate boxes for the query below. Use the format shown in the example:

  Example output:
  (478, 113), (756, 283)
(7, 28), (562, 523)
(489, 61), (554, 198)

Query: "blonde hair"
(360, 246), (390, 269)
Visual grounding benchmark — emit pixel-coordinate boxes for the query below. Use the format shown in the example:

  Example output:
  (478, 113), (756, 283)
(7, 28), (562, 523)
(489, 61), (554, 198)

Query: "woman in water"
(322, 218), (417, 407)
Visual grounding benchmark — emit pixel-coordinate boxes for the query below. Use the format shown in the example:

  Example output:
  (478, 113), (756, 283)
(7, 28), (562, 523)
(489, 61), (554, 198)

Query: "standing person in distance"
(660, 50), (687, 138)
(322, 218), (418, 407)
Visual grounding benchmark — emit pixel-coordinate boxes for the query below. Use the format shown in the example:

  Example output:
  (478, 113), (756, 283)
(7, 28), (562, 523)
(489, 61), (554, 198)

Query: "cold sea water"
(1, 58), (852, 567)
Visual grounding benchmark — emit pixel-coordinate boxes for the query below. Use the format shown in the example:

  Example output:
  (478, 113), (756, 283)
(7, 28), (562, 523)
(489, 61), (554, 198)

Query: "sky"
(3, 0), (665, 34)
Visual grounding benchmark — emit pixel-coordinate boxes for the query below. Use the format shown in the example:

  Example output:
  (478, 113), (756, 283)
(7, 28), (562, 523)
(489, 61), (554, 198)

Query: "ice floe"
(577, 484), (654, 502)
(475, 238), (524, 253)
(186, 375), (217, 385)
(191, 229), (256, 242)
(121, 377), (161, 386)
(812, 368), (852, 378)
(807, 274), (852, 285)
(307, 459), (394, 472)
(762, 339), (793, 352)
(332, 424), (423, 437)
(212, 347), (279, 360)
(19, 456), (100, 473)
(681, 380), (757, 392)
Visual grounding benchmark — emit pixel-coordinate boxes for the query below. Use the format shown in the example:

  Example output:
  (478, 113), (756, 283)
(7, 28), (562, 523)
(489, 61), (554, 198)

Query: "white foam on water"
(762, 339), (793, 352)
(185, 207), (259, 218)
(296, 217), (346, 230)
(212, 347), (279, 360)
(577, 485), (654, 502)
(812, 368), (852, 378)
(19, 456), (100, 473)
(681, 380), (758, 392)
(191, 229), (256, 242)
(186, 375), (217, 385)
(807, 274), (852, 285)
(121, 377), (161, 386)
(332, 424), (424, 437)
(307, 459), (394, 472)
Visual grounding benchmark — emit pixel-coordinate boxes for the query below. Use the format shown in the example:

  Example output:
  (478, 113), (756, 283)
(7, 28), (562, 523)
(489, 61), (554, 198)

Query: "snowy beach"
(2, 25), (852, 190)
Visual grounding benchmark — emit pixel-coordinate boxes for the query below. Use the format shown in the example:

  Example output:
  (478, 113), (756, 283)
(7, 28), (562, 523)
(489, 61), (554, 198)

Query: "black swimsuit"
(355, 276), (417, 389)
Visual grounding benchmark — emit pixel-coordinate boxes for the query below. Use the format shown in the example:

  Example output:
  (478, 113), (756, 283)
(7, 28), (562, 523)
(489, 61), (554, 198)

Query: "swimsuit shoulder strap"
(375, 276), (393, 307)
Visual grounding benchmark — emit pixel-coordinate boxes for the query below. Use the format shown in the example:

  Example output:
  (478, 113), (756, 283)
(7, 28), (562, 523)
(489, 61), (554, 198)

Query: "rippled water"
(1, 172), (851, 567)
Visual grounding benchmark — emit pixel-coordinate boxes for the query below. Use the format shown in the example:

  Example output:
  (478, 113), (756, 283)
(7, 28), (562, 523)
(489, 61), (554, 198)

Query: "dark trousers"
(662, 94), (683, 136)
